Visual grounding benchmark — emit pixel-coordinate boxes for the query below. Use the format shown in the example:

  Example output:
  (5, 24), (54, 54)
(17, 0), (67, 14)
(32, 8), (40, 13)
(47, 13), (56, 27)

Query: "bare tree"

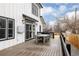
(53, 20), (62, 33)
(53, 8), (79, 34)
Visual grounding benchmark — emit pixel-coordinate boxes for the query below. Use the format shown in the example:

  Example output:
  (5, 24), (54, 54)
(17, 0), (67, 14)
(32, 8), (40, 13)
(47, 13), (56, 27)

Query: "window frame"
(0, 16), (15, 41)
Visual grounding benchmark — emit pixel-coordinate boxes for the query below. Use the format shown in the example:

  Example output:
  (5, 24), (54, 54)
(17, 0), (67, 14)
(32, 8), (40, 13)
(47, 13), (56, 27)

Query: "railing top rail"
(60, 34), (70, 56)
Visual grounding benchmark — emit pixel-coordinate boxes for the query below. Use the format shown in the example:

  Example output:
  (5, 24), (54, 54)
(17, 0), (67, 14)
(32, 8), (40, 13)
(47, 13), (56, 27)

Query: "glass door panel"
(25, 24), (32, 39)
(33, 25), (35, 38)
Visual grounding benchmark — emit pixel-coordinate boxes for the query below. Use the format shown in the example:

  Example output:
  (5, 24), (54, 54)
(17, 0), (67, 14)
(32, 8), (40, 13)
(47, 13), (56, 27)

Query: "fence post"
(53, 32), (54, 39)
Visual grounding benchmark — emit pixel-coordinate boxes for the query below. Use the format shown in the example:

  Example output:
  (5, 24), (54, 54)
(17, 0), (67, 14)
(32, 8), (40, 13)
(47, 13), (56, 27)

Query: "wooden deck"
(0, 35), (62, 56)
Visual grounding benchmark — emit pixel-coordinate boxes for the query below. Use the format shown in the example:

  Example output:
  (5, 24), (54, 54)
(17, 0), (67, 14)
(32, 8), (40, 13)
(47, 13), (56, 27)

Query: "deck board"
(0, 35), (62, 56)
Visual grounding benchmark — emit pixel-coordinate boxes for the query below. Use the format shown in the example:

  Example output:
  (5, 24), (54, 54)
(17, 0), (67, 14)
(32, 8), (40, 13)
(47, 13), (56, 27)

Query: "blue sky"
(41, 3), (79, 24)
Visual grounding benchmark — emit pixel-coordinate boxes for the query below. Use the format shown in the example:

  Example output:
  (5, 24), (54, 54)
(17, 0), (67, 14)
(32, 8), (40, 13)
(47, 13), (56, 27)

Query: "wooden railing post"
(66, 44), (71, 55)
(53, 32), (54, 39)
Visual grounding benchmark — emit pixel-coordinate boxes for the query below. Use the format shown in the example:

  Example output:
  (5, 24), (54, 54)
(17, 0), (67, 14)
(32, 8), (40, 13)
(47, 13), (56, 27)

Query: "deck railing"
(60, 33), (70, 56)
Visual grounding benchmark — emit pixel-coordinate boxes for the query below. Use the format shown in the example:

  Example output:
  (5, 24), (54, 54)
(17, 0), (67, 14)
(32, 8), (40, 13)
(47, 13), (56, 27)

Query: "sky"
(41, 3), (79, 25)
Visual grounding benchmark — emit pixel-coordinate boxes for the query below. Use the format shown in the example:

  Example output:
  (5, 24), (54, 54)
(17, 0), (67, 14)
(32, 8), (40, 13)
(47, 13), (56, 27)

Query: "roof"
(23, 14), (38, 22)
(36, 3), (43, 8)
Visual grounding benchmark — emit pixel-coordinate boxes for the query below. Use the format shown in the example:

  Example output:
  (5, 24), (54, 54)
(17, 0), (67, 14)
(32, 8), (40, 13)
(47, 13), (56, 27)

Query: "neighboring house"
(40, 16), (46, 32)
(0, 3), (43, 50)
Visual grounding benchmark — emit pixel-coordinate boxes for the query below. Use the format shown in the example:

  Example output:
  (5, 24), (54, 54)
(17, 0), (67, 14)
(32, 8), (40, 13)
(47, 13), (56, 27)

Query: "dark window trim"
(0, 16), (15, 41)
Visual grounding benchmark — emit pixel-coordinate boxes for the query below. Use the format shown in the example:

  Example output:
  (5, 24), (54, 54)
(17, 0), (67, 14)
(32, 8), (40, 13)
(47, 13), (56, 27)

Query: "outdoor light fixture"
(22, 20), (25, 24)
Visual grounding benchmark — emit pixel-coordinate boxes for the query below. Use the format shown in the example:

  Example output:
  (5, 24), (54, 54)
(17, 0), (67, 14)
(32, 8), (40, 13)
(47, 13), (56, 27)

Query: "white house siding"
(23, 3), (42, 34)
(0, 3), (42, 50)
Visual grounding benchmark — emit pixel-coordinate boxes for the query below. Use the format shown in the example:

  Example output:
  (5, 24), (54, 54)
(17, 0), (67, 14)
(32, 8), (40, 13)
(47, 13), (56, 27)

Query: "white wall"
(0, 3), (42, 50)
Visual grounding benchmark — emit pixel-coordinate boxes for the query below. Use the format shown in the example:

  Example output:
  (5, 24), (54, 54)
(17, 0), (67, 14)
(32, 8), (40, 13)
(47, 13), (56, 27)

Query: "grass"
(67, 34), (79, 49)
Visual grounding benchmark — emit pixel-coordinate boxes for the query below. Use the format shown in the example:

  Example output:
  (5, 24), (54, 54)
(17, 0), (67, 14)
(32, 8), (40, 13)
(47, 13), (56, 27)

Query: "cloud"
(66, 4), (79, 18)
(41, 4), (79, 20)
(49, 20), (56, 26)
(71, 5), (79, 10)
(41, 7), (53, 15)
(66, 11), (75, 18)
(51, 5), (67, 17)
(66, 10), (79, 20)
(59, 5), (67, 13)
(41, 5), (68, 18)
(41, 6), (59, 17)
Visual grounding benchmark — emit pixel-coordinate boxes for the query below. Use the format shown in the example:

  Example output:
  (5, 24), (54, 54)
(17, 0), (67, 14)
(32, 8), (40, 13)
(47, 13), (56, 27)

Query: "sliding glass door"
(25, 24), (35, 40)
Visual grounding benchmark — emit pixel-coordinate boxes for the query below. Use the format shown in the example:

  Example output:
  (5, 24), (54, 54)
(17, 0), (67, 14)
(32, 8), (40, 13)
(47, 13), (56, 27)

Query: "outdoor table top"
(37, 34), (50, 37)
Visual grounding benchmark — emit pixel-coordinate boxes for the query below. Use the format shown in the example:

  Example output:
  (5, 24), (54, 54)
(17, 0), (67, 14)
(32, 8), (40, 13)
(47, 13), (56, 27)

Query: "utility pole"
(75, 8), (77, 34)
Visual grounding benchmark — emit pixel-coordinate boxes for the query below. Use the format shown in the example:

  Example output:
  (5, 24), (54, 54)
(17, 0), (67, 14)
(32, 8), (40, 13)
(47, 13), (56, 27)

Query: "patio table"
(36, 34), (50, 44)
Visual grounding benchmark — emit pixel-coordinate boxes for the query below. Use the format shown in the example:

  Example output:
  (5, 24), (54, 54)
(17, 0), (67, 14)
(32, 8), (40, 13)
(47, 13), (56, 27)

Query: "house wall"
(0, 3), (42, 50)
(40, 17), (46, 32)
(39, 20), (43, 32)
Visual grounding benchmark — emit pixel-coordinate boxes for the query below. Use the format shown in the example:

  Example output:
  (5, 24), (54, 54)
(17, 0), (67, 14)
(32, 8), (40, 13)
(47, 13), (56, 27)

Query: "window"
(32, 4), (38, 16)
(0, 18), (6, 40)
(8, 20), (14, 39)
(0, 16), (14, 40)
